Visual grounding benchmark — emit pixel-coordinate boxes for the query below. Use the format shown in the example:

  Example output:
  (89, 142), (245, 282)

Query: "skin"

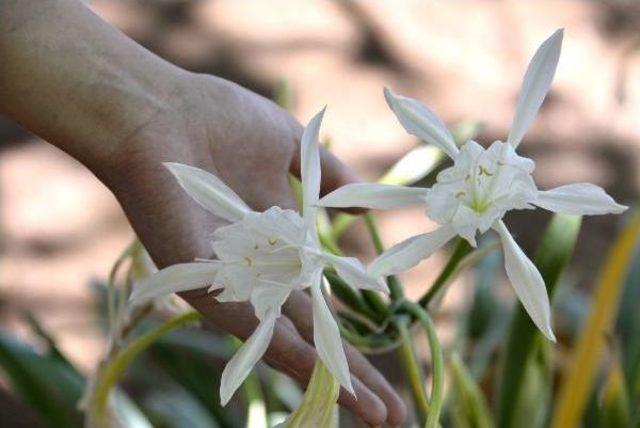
(0, 0), (406, 426)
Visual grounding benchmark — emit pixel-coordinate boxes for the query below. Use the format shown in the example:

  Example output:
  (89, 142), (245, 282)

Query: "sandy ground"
(1, 0), (638, 385)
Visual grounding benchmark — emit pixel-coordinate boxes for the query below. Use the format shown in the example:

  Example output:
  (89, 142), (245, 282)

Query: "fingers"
(283, 290), (406, 427)
(342, 340), (407, 426)
(179, 290), (391, 427)
(264, 315), (389, 427)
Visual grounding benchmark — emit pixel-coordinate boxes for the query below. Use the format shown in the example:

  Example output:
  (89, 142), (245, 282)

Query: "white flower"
(318, 30), (627, 341)
(129, 108), (387, 405)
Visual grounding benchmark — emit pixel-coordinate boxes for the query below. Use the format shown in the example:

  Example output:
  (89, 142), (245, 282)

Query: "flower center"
(211, 206), (318, 291)
(424, 140), (538, 238)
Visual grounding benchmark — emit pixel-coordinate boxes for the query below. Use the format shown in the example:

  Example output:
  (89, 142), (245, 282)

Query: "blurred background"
(1, 1), (639, 427)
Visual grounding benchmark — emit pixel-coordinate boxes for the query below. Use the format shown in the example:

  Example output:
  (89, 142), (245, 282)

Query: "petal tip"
(377, 279), (390, 294)
(614, 203), (629, 214)
(547, 28), (564, 50)
(219, 388), (232, 407)
(545, 328), (557, 343)
(383, 86), (397, 106)
(345, 381), (356, 397)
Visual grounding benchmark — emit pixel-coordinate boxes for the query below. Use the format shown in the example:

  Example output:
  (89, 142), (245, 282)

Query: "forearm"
(0, 0), (185, 169)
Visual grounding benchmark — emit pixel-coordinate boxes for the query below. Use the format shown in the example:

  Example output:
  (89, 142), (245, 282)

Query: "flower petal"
(384, 87), (459, 159)
(368, 226), (456, 276)
(534, 183), (627, 215)
(301, 108), (326, 232)
(220, 311), (278, 405)
(318, 183), (426, 210)
(494, 221), (555, 341)
(250, 283), (291, 321)
(322, 253), (389, 292)
(164, 162), (251, 222)
(311, 274), (354, 394)
(129, 262), (222, 305)
(507, 29), (563, 148)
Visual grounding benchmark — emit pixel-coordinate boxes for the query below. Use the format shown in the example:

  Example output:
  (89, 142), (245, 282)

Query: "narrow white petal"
(311, 275), (353, 394)
(384, 87), (459, 159)
(368, 226), (456, 277)
(494, 221), (555, 341)
(318, 182), (426, 210)
(322, 253), (389, 292)
(507, 29), (563, 147)
(301, 108), (326, 231)
(164, 163), (251, 222)
(220, 311), (278, 405)
(535, 183), (627, 215)
(129, 262), (222, 305)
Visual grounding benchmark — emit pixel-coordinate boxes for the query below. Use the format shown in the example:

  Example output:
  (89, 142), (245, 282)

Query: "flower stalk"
(396, 315), (430, 426)
(401, 301), (445, 428)
(88, 311), (201, 427)
(364, 213), (404, 301)
(419, 238), (472, 307)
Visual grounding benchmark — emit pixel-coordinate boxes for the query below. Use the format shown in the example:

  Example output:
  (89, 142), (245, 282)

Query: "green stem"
(363, 213), (385, 254)
(330, 212), (356, 241)
(361, 290), (389, 321)
(396, 316), (430, 426)
(318, 233), (343, 256)
(107, 240), (138, 334)
(364, 213), (404, 301)
(338, 321), (399, 353)
(324, 270), (377, 320)
(402, 302), (444, 428)
(90, 311), (202, 427)
(418, 238), (472, 307)
(326, 212), (391, 321)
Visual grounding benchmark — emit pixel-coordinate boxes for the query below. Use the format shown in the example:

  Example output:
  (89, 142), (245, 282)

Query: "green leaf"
(281, 360), (339, 428)
(600, 359), (632, 428)
(615, 242), (640, 402)
(552, 212), (640, 428)
(466, 246), (503, 341)
(448, 353), (494, 428)
(496, 214), (582, 428)
(0, 331), (85, 428)
(143, 388), (221, 428)
(508, 339), (552, 428)
(149, 331), (238, 427)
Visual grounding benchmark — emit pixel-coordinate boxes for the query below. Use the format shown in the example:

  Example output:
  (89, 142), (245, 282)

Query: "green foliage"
(0, 330), (85, 428)
(497, 214), (582, 428)
(448, 353), (494, 428)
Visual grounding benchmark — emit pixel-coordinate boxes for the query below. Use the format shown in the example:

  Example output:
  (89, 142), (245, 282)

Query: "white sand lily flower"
(319, 30), (627, 341)
(129, 108), (387, 405)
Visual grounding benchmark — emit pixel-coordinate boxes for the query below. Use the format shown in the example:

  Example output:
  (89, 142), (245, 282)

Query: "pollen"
(244, 256), (253, 267)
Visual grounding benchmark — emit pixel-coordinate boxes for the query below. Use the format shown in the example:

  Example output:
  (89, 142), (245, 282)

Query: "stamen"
(478, 166), (494, 176)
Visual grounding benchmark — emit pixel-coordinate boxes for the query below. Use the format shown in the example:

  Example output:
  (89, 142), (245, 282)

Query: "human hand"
(99, 72), (406, 427)
(0, 0), (404, 420)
